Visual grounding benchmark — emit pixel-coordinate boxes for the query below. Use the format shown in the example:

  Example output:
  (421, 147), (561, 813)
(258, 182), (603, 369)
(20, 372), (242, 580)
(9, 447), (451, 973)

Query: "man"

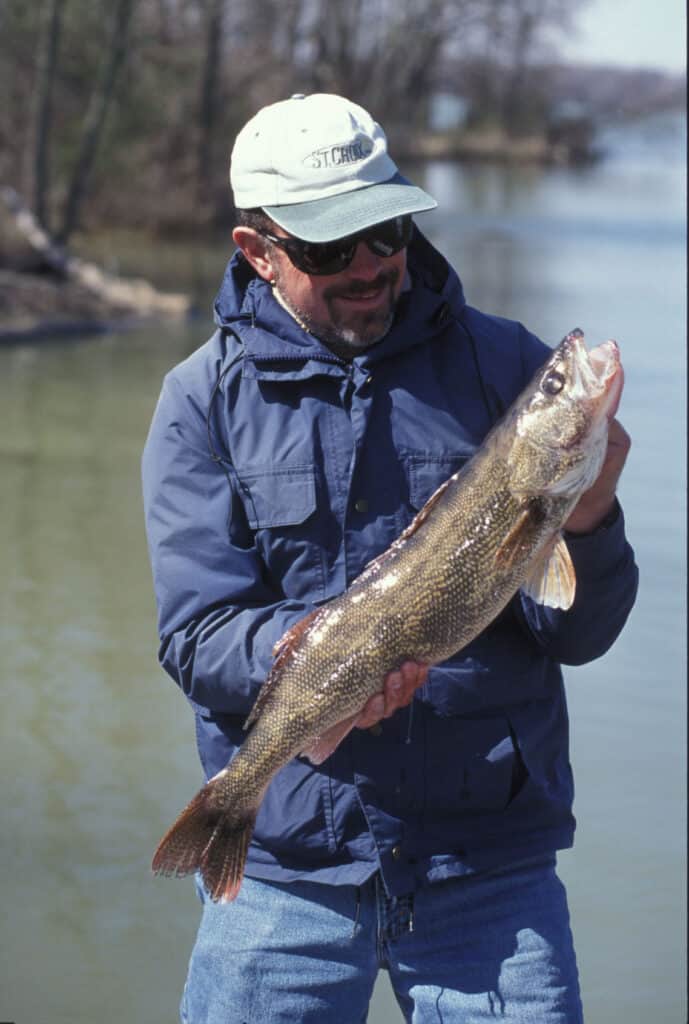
(142, 93), (638, 1023)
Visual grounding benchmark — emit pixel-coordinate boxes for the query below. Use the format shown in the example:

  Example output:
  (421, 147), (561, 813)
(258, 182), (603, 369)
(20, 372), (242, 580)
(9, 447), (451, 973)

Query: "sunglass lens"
(299, 241), (354, 275)
(283, 215), (412, 275)
(367, 216), (413, 257)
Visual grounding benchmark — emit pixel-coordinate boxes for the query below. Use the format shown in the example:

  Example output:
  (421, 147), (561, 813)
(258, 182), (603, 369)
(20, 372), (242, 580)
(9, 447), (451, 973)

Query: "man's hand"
(564, 418), (631, 534)
(355, 660), (429, 730)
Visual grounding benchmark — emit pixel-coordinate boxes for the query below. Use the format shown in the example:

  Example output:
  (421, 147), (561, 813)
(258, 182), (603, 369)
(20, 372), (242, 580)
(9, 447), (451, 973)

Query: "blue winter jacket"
(142, 228), (638, 896)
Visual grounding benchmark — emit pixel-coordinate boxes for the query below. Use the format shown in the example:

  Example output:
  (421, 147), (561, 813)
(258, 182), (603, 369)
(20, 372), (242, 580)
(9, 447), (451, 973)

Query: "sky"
(559, 0), (686, 73)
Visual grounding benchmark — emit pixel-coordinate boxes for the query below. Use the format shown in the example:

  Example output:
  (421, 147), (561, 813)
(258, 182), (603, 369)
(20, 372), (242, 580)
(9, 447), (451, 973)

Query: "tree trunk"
(33, 0), (66, 232)
(56, 0), (137, 246)
(196, 0), (224, 209)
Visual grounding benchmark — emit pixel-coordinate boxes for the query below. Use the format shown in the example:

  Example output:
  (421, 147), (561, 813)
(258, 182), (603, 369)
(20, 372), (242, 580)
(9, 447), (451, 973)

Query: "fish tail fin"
(152, 772), (258, 902)
(199, 810), (257, 903)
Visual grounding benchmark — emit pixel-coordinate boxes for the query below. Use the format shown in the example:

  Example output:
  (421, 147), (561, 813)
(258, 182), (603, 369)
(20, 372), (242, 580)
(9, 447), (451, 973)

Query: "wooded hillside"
(1, 0), (685, 241)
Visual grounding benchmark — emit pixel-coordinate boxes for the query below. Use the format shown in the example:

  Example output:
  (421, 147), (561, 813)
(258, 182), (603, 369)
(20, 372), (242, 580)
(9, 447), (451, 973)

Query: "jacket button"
(354, 498), (369, 513)
(391, 844), (403, 860)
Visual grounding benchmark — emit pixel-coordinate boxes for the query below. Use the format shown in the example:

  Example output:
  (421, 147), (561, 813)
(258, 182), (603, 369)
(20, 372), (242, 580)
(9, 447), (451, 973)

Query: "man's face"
(235, 223), (408, 358)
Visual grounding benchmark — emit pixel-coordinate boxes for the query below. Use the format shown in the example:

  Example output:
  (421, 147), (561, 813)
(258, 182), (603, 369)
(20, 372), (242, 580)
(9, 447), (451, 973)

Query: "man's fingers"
(355, 694), (386, 730)
(606, 418), (631, 465)
(354, 661), (429, 731)
(565, 418), (631, 534)
(384, 661), (429, 714)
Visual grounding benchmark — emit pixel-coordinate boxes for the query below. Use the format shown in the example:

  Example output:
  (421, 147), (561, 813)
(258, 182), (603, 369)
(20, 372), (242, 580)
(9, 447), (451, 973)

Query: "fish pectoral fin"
(300, 713), (360, 766)
(521, 534), (576, 610)
(494, 499), (547, 571)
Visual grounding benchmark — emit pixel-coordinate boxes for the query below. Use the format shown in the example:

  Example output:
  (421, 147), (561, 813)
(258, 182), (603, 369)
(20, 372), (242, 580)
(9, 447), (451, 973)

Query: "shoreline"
(1, 188), (193, 343)
(0, 117), (651, 343)
(397, 128), (599, 166)
(0, 267), (194, 344)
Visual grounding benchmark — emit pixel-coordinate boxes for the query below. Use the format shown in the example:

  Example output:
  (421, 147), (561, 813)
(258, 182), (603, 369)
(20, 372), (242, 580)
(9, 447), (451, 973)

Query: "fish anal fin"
(354, 477), (456, 586)
(300, 713), (360, 765)
(244, 607), (324, 731)
(522, 534), (576, 610)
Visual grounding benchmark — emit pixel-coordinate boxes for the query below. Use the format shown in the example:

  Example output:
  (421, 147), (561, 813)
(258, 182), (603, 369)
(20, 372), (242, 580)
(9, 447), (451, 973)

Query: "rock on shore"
(0, 188), (191, 343)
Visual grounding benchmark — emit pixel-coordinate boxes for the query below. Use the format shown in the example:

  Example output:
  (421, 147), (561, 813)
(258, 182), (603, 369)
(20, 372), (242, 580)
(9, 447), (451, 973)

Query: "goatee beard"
(272, 271), (400, 359)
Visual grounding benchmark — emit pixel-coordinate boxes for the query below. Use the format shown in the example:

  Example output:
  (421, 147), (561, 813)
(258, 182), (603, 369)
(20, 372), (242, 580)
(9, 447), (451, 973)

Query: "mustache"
(325, 270), (398, 300)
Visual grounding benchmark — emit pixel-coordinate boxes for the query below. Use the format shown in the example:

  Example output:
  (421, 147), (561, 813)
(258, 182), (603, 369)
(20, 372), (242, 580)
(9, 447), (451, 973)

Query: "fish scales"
(152, 328), (623, 901)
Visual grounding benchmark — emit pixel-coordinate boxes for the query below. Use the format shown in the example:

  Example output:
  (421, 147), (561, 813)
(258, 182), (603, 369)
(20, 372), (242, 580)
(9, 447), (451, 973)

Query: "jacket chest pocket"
(403, 450), (474, 515)
(236, 464), (327, 601)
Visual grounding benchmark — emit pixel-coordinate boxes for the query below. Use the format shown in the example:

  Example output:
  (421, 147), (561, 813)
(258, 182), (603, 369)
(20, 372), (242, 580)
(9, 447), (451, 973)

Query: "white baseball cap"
(230, 93), (437, 242)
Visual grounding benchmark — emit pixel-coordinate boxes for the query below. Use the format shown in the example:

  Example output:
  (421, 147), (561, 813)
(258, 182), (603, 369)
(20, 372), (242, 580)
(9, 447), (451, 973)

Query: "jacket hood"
(212, 227), (467, 368)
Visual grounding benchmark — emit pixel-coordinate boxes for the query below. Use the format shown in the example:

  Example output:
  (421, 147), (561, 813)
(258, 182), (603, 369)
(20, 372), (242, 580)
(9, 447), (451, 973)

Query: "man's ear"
(232, 227), (276, 282)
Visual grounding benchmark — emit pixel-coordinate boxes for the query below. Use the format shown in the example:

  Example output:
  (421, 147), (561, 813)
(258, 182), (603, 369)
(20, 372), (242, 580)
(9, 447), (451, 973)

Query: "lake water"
(0, 114), (685, 1024)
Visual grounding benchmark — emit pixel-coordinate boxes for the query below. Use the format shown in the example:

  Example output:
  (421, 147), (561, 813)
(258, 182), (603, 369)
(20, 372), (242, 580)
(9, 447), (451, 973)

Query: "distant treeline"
(0, 0), (685, 241)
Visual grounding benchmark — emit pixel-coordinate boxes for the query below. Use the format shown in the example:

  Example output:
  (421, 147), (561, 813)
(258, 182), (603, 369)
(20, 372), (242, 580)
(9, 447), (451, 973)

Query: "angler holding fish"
(142, 93), (638, 1024)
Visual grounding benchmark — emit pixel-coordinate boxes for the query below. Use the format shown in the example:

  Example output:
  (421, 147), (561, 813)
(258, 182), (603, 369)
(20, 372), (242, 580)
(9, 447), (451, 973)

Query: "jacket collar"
(213, 228), (467, 379)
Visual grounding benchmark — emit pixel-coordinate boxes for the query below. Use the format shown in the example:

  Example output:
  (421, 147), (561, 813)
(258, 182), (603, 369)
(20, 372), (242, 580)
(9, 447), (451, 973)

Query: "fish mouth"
(567, 329), (623, 421)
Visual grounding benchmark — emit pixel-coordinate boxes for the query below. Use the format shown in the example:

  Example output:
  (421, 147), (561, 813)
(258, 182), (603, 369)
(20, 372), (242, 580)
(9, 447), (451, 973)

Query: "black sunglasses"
(258, 215), (413, 276)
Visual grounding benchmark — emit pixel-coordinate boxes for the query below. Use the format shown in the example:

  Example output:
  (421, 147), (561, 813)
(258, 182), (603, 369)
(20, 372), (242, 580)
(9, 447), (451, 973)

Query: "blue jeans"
(180, 856), (583, 1023)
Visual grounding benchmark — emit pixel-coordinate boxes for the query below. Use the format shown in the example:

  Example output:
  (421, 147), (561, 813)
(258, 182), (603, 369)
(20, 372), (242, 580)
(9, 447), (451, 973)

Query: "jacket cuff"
(563, 498), (629, 578)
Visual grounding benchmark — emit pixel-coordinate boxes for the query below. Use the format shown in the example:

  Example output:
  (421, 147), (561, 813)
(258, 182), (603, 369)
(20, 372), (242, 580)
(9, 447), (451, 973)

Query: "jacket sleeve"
(141, 371), (313, 715)
(512, 325), (639, 665)
(514, 500), (639, 665)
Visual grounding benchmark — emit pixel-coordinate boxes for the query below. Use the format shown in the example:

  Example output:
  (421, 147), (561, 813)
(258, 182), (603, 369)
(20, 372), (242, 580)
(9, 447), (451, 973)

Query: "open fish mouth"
(567, 329), (623, 420)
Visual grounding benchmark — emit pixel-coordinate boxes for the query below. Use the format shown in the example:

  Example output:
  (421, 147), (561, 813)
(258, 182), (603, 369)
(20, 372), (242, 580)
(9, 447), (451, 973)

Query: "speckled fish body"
(152, 329), (622, 901)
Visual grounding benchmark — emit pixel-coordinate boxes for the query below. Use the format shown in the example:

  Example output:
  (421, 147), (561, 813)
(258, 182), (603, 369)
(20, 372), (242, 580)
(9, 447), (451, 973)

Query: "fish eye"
(542, 370), (566, 396)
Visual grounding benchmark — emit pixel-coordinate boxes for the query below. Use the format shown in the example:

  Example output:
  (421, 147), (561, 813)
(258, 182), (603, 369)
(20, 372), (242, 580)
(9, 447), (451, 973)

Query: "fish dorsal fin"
(522, 534), (576, 610)
(271, 607), (322, 669)
(353, 476), (457, 589)
(244, 607), (322, 731)
(397, 475), (454, 543)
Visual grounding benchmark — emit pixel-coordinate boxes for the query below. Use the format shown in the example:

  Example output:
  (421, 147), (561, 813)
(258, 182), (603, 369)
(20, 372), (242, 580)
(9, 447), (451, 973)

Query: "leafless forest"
(0, 0), (684, 240)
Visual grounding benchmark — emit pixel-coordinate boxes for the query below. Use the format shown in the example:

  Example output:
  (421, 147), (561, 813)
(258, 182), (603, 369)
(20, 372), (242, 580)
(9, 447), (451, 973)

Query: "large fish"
(153, 328), (623, 901)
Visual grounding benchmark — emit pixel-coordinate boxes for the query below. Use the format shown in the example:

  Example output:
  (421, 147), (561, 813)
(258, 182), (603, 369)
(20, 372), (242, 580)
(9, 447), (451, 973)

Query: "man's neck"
(271, 284), (312, 337)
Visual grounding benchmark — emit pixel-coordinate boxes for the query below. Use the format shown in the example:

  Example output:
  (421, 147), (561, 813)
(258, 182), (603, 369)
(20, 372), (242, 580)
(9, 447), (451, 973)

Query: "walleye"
(152, 328), (623, 902)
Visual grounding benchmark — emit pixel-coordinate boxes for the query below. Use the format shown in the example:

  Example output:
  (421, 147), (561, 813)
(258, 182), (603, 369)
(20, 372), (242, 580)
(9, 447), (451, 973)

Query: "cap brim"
(263, 172), (437, 242)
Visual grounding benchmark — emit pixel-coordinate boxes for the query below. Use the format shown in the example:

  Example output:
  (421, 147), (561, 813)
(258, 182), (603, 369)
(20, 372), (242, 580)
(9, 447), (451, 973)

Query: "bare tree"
(32, 0), (66, 232)
(196, 0), (225, 207)
(455, 0), (580, 134)
(0, 0), (607, 238)
(56, 0), (137, 245)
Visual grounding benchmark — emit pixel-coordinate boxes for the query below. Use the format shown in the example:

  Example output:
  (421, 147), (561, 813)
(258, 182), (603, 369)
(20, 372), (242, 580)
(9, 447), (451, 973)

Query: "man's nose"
(346, 240), (387, 279)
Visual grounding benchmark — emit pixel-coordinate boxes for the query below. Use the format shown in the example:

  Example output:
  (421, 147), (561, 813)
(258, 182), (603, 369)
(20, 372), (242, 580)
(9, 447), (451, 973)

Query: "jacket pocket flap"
(405, 452), (473, 510)
(240, 466), (317, 528)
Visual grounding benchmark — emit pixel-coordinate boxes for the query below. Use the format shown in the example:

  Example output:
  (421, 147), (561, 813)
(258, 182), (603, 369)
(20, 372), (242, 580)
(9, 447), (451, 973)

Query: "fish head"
(507, 328), (623, 499)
